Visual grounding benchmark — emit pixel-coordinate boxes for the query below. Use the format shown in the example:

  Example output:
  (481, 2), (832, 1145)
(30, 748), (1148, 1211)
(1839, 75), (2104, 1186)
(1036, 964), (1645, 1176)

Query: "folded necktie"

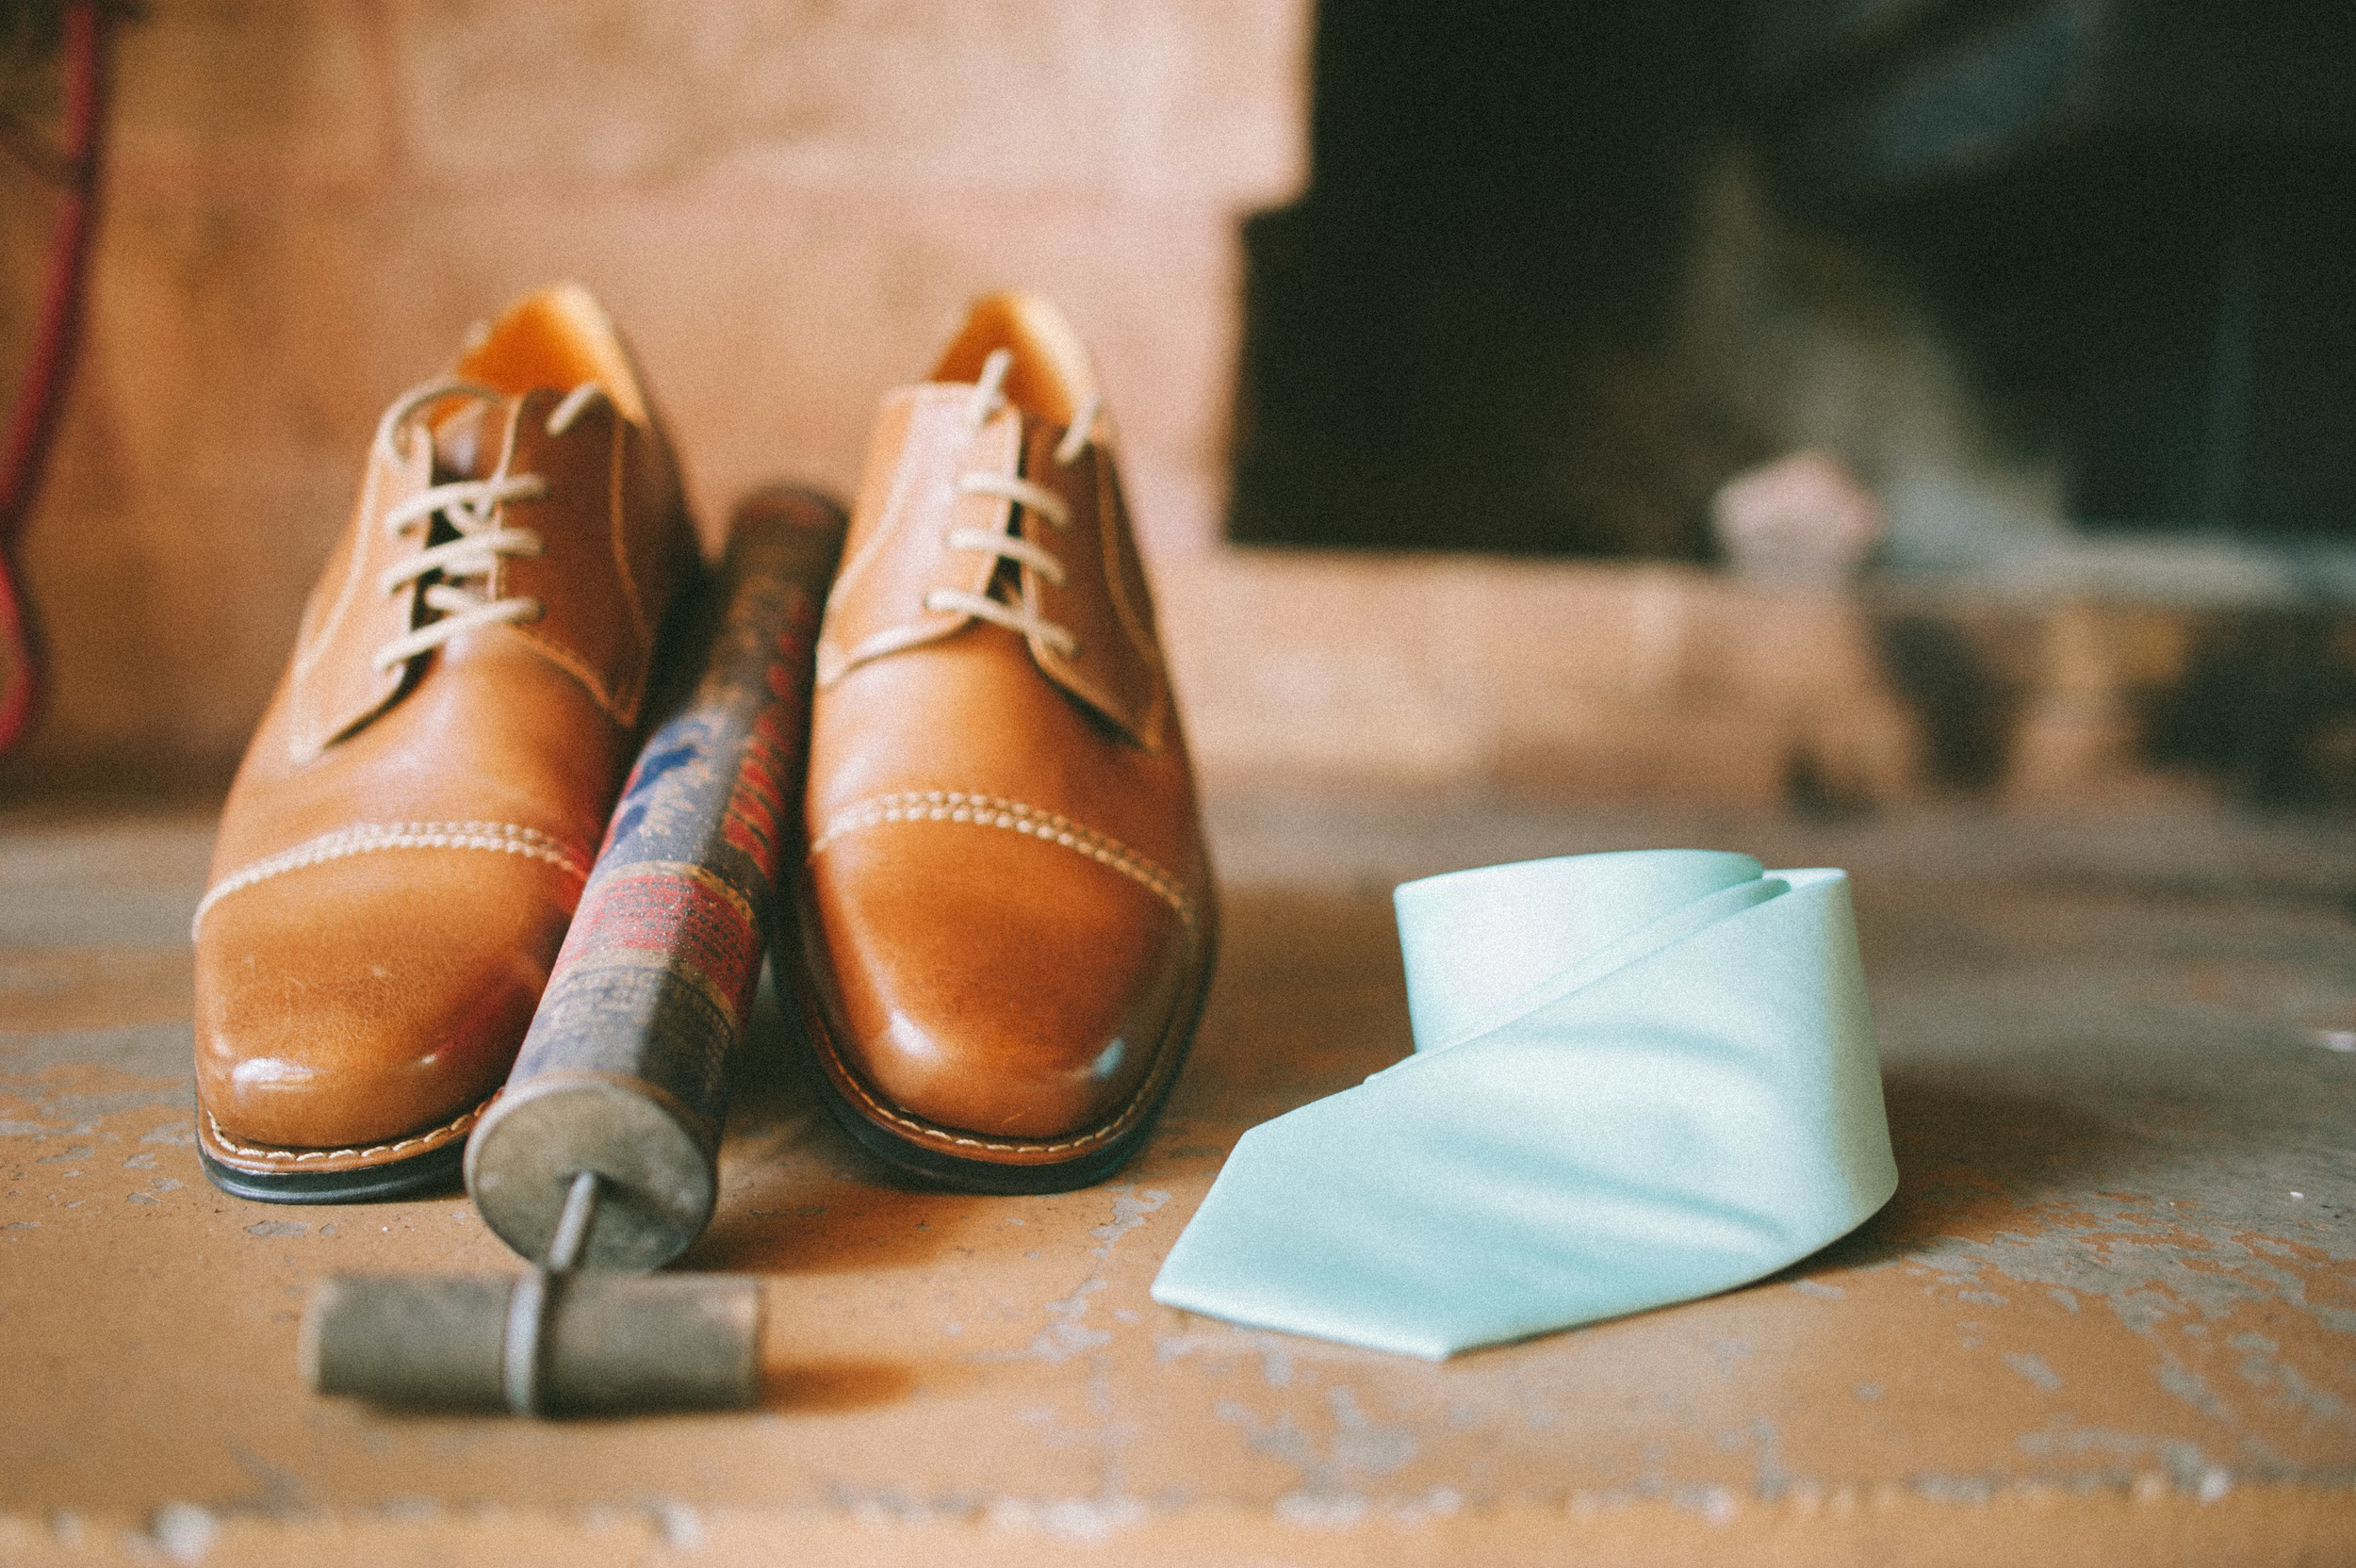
(1152, 849), (1898, 1358)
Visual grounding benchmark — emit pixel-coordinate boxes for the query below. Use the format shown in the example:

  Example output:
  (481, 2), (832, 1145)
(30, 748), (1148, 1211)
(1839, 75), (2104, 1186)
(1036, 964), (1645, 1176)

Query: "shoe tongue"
(429, 397), (510, 482)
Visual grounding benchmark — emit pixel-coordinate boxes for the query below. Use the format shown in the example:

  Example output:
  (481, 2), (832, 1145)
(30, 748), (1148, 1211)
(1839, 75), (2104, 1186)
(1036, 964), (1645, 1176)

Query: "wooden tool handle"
(466, 487), (846, 1273)
(303, 1270), (761, 1415)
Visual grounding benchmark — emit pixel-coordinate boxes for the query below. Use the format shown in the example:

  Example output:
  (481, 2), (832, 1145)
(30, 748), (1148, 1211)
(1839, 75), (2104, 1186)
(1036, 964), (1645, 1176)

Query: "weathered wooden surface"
(2, 796), (2352, 1564)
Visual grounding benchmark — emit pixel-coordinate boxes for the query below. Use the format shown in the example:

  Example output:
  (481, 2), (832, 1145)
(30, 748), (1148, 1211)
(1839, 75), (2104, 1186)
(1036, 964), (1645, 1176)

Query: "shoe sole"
(190, 1095), (484, 1204)
(194, 1135), (466, 1204)
(794, 917), (1219, 1196)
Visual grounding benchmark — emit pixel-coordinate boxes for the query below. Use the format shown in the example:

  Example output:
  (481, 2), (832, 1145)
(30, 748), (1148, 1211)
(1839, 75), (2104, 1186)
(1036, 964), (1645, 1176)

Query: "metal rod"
(547, 1170), (600, 1273)
(499, 1172), (599, 1415)
(499, 1270), (548, 1416)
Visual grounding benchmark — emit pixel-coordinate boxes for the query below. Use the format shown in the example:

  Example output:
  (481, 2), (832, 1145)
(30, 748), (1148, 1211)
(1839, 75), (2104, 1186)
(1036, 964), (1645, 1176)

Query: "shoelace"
(368, 378), (608, 674)
(922, 348), (1101, 658)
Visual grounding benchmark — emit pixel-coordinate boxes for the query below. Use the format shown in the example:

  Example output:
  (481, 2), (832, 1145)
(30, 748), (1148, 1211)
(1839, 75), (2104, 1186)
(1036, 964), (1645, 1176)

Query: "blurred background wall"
(0, 0), (1308, 791)
(1, 0), (2350, 811)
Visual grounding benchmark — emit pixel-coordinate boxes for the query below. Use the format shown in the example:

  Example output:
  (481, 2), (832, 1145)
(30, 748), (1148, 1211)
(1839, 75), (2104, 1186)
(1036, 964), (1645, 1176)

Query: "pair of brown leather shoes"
(193, 286), (1214, 1202)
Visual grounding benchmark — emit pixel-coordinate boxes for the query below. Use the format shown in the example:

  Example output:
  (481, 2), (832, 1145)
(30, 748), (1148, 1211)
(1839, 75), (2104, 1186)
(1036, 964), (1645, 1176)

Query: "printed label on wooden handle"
(508, 546), (826, 1140)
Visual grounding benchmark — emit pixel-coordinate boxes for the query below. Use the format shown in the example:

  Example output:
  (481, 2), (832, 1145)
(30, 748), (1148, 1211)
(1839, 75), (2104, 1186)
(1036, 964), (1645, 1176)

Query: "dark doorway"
(1228, 0), (1744, 558)
(1232, 0), (2356, 557)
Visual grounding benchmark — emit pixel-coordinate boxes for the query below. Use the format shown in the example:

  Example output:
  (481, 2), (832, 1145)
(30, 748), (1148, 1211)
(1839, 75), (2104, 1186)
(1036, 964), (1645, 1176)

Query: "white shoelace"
(367, 378), (608, 674)
(924, 349), (1102, 657)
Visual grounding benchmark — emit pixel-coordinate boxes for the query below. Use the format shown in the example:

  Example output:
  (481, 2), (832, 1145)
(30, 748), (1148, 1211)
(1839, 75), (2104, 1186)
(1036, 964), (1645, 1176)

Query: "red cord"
(0, 0), (113, 759)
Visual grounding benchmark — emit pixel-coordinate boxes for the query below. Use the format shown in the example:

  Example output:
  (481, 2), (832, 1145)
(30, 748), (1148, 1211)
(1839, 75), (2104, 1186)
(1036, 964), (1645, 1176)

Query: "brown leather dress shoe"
(192, 286), (700, 1202)
(790, 294), (1217, 1193)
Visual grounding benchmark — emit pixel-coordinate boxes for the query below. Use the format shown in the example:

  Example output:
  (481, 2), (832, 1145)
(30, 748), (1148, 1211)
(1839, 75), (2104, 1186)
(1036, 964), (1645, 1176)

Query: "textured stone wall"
(1160, 555), (2356, 812)
(0, 0), (1310, 786)
(2, 4), (2344, 813)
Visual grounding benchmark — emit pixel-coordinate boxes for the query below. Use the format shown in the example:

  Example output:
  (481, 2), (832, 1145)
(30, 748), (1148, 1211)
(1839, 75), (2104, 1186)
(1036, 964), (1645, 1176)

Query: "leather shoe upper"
(193, 286), (698, 1176)
(796, 294), (1214, 1169)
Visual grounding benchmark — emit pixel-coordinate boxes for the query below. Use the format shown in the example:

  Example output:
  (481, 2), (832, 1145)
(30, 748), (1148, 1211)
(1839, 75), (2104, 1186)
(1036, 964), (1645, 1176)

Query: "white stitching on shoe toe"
(808, 790), (1194, 927)
(192, 820), (592, 937)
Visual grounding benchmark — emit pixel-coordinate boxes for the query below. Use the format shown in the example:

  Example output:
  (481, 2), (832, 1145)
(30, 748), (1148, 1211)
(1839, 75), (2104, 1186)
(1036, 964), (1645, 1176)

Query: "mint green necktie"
(1152, 850), (1897, 1359)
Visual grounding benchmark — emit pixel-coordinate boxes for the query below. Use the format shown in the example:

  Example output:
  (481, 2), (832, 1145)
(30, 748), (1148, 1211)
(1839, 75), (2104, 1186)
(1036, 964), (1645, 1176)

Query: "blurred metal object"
(1711, 449), (1884, 587)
